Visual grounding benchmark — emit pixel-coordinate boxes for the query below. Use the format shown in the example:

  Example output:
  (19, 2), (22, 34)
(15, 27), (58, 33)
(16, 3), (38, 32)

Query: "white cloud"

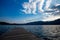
(55, 4), (60, 6)
(45, 0), (52, 10)
(22, 2), (31, 14)
(22, 0), (45, 14)
(38, 0), (45, 12)
(22, 0), (55, 14)
(20, 0), (60, 22)
(42, 16), (60, 21)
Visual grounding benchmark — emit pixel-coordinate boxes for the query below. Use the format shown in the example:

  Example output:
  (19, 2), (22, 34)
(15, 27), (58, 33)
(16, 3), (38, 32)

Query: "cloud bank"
(21, 0), (60, 22)
(22, 0), (54, 14)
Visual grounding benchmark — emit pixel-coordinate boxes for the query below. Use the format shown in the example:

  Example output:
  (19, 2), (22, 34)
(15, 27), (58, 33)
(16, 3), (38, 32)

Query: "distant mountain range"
(0, 19), (60, 25)
(0, 22), (10, 25)
(26, 19), (60, 25)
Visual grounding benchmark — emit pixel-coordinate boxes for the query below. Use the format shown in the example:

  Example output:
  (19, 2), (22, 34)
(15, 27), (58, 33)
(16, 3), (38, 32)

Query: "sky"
(0, 0), (60, 23)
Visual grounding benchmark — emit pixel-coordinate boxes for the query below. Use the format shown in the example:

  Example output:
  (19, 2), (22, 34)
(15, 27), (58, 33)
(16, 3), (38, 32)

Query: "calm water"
(0, 25), (60, 39)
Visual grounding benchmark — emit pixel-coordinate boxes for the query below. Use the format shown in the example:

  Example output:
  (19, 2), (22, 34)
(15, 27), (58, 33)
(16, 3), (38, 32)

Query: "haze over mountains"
(0, 19), (60, 25)
(26, 19), (60, 25)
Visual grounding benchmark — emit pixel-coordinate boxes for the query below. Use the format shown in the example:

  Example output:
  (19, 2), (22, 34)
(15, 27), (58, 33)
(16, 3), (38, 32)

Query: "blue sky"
(0, 0), (60, 23)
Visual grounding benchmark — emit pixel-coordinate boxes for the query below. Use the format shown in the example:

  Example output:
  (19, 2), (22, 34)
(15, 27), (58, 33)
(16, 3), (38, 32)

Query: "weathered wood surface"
(0, 27), (43, 40)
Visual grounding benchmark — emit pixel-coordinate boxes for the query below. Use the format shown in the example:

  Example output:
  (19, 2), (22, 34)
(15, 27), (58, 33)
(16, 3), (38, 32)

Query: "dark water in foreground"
(0, 25), (60, 40)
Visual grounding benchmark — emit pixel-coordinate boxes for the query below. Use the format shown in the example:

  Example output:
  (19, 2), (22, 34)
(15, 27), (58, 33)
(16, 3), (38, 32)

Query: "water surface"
(0, 25), (60, 39)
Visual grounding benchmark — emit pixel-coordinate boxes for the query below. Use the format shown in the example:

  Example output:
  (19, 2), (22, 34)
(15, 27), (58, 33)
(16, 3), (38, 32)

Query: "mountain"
(0, 22), (10, 25)
(0, 19), (60, 25)
(25, 19), (60, 25)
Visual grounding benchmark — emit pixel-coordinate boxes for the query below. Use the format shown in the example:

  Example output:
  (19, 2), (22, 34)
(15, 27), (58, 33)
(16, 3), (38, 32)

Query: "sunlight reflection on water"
(0, 25), (60, 39)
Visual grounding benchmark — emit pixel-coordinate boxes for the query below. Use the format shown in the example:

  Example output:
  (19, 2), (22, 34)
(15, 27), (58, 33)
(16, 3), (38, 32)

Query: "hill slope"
(26, 19), (60, 25)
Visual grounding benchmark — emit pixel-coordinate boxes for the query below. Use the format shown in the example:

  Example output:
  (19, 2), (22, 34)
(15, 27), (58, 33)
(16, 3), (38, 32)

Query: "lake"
(0, 25), (60, 39)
